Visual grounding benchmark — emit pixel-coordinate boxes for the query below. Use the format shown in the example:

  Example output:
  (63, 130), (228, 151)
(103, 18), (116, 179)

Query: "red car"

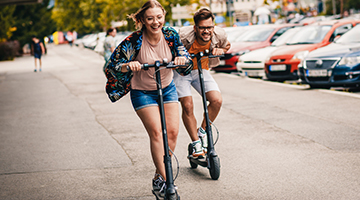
(213, 24), (298, 73)
(264, 19), (360, 81)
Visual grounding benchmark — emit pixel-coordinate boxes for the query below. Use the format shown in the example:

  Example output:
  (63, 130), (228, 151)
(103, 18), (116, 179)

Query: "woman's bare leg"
(136, 102), (179, 180)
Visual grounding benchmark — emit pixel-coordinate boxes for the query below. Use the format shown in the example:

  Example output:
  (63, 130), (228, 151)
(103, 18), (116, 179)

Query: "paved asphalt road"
(0, 44), (359, 200)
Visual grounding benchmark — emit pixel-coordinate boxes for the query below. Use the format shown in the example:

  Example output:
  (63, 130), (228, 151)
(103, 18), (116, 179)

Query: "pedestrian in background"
(103, 28), (117, 62)
(31, 35), (45, 72)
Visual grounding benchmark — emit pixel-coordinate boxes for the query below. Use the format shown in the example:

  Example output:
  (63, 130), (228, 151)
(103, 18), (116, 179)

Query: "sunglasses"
(196, 26), (214, 31)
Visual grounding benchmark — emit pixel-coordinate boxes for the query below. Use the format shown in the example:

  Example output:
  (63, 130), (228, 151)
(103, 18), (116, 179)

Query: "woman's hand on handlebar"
(174, 56), (187, 67)
(122, 61), (141, 72)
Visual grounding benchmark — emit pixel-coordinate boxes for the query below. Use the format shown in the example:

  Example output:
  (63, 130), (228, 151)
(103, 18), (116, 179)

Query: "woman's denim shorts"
(130, 81), (179, 111)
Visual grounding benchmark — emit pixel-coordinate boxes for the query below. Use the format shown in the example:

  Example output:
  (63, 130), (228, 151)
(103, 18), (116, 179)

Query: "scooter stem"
(196, 53), (216, 155)
(154, 62), (176, 198)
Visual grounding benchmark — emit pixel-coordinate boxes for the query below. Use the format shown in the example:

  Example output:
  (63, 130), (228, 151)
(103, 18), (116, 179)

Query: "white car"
(237, 27), (302, 78)
(94, 32), (131, 56)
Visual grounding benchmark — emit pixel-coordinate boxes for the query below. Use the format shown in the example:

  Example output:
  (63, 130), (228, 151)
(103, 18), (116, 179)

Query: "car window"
(271, 27), (301, 46)
(274, 27), (291, 37)
(330, 24), (353, 42)
(226, 28), (247, 43)
(334, 25), (360, 43)
(236, 28), (275, 42)
(286, 25), (331, 44)
(270, 27), (292, 43)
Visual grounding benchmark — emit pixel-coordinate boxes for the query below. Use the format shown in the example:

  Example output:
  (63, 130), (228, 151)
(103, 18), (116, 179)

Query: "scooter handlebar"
(191, 49), (225, 59)
(125, 59), (190, 71)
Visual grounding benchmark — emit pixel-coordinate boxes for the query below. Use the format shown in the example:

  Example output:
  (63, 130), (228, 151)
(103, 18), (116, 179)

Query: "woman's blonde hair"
(128, 0), (166, 30)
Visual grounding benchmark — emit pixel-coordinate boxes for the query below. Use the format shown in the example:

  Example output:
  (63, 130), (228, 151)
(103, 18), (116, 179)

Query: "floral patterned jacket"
(104, 26), (192, 103)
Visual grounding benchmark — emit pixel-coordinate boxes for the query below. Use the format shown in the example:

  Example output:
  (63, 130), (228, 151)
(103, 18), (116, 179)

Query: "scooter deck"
(187, 155), (208, 167)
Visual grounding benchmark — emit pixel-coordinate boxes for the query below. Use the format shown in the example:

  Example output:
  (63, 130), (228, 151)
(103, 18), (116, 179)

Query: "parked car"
(213, 24), (297, 73)
(264, 19), (360, 81)
(224, 26), (250, 43)
(94, 31), (131, 56)
(237, 26), (302, 78)
(298, 24), (360, 88)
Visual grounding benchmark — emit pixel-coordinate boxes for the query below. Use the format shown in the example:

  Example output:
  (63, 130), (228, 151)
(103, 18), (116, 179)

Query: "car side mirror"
(270, 36), (279, 43)
(334, 35), (341, 42)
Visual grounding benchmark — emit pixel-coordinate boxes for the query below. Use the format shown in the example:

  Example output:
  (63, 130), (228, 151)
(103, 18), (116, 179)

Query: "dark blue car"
(299, 24), (360, 88)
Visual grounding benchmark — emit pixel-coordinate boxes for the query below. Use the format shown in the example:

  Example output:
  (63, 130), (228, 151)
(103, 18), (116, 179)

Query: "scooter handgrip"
(209, 54), (225, 58)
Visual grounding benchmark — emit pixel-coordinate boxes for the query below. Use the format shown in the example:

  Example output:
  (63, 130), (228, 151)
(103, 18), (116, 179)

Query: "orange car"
(264, 19), (360, 81)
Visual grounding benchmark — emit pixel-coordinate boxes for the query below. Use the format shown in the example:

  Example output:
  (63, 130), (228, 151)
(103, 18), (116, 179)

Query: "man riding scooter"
(173, 8), (231, 158)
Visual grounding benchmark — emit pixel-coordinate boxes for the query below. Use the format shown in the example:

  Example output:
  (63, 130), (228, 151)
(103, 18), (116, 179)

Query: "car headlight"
(291, 50), (309, 61)
(338, 56), (360, 65)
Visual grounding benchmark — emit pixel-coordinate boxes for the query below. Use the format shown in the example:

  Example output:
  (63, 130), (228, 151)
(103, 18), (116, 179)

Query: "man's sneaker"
(153, 174), (165, 191)
(192, 140), (205, 158)
(198, 127), (208, 153)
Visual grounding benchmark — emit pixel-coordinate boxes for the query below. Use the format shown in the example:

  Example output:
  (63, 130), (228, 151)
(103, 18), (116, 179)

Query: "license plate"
(219, 60), (225, 65)
(269, 64), (286, 71)
(247, 71), (262, 77)
(306, 69), (330, 77)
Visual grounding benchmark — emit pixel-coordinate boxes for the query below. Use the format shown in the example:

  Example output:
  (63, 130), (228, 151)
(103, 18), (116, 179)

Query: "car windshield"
(271, 27), (301, 46)
(286, 25), (332, 45)
(225, 27), (248, 43)
(235, 28), (275, 42)
(334, 25), (360, 43)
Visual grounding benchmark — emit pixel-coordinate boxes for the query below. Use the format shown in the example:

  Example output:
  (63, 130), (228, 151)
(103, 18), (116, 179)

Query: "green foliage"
(10, 0), (56, 49)
(52, 0), (191, 33)
(0, 5), (16, 41)
(52, 0), (103, 35)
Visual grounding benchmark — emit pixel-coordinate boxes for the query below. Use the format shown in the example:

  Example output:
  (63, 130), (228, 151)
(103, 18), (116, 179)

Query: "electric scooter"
(125, 59), (189, 200)
(187, 50), (223, 180)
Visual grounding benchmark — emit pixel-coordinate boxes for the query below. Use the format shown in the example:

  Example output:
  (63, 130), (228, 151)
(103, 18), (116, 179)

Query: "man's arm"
(212, 40), (231, 55)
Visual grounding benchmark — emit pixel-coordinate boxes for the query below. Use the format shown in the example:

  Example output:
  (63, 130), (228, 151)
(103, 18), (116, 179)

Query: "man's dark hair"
(193, 8), (215, 25)
(106, 28), (115, 36)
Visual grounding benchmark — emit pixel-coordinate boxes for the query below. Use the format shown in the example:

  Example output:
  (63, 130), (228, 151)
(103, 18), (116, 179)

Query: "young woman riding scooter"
(103, 0), (192, 198)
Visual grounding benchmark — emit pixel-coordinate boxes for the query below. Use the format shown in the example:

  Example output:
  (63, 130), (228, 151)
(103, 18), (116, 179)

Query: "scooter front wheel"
(166, 191), (180, 200)
(187, 143), (198, 169)
(208, 155), (220, 180)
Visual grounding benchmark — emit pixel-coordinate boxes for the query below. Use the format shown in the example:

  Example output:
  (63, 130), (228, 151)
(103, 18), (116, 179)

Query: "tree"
(0, 5), (16, 41)
(52, 0), (192, 33)
(52, 0), (103, 35)
(11, 0), (56, 47)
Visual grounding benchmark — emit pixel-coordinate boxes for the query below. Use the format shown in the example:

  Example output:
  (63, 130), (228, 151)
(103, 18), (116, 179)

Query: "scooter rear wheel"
(187, 143), (198, 168)
(209, 155), (220, 180)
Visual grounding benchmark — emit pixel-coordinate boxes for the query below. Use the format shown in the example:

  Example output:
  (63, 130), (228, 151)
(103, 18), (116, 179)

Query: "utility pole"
(226, 0), (234, 26)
